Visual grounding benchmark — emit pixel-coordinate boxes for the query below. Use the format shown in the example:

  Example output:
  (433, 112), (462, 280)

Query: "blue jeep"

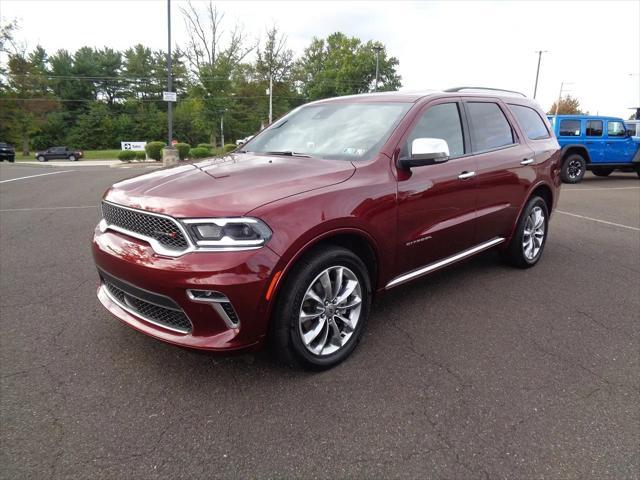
(548, 115), (640, 183)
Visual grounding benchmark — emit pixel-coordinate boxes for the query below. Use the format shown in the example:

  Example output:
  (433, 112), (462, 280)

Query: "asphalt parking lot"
(1, 164), (638, 479)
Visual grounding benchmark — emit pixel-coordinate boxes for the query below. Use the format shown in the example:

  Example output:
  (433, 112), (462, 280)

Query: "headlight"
(182, 217), (272, 248)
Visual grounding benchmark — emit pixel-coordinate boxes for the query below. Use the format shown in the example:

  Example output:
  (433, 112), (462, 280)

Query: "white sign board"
(163, 91), (177, 102)
(121, 141), (147, 151)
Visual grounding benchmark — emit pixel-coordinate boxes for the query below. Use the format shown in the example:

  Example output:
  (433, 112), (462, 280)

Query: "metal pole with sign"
(166, 0), (173, 147)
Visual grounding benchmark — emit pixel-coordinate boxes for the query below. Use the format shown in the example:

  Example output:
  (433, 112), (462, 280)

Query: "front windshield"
(243, 102), (411, 160)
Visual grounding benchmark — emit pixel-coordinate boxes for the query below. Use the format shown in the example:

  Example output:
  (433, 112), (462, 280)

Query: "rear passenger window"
(586, 120), (603, 136)
(559, 119), (581, 136)
(509, 104), (549, 140)
(402, 103), (465, 158)
(466, 102), (514, 152)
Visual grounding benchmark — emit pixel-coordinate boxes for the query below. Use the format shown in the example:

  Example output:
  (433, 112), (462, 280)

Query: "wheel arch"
(504, 181), (555, 243)
(560, 144), (591, 164)
(265, 228), (382, 314)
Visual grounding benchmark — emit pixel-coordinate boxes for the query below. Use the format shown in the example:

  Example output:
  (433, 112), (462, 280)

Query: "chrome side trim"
(386, 237), (505, 289)
(100, 284), (192, 334)
(186, 289), (240, 329)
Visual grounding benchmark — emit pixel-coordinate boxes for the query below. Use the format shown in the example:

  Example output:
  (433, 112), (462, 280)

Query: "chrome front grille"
(101, 274), (192, 334)
(101, 201), (189, 251)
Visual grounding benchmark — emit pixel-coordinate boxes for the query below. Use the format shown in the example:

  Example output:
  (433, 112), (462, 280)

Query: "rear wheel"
(561, 154), (586, 183)
(502, 196), (549, 269)
(271, 246), (371, 370)
(591, 167), (614, 177)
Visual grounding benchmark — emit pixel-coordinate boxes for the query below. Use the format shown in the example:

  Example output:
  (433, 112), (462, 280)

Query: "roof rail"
(444, 87), (527, 98)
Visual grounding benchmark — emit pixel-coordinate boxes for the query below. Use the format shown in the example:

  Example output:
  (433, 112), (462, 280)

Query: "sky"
(2, 0), (639, 118)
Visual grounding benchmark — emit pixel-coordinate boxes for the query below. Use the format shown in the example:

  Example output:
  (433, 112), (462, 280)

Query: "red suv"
(93, 88), (561, 369)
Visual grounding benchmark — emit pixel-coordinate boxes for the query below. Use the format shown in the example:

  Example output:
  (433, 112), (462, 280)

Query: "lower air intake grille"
(103, 278), (192, 334)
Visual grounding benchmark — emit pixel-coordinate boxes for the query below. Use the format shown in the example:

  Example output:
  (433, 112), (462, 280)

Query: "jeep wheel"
(592, 167), (613, 177)
(501, 196), (549, 269)
(561, 154), (586, 183)
(271, 246), (371, 370)
(37, 155), (46, 162)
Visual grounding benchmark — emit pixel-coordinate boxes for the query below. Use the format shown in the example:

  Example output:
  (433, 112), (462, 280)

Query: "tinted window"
(509, 104), (549, 140)
(466, 102), (514, 151)
(586, 120), (603, 136)
(402, 103), (464, 158)
(607, 121), (626, 137)
(559, 120), (581, 136)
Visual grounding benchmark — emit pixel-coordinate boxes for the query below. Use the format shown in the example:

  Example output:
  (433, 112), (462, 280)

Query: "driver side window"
(401, 103), (465, 159)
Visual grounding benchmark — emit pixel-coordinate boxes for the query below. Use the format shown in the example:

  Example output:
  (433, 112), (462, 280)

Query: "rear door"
(463, 99), (535, 243)
(605, 119), (635, 162)
(584, 119), (605, 163)
(394, 99), (478, 276)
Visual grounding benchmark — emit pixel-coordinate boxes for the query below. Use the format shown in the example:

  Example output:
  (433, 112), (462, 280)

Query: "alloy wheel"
(567, 159), (583, 180)
(522, 206), (545, 261)
(298, 266), (362, 356)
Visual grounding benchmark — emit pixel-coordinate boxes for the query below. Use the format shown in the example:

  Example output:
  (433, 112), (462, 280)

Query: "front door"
(395, 100), (478, 277)
(605, 120), (635, 162)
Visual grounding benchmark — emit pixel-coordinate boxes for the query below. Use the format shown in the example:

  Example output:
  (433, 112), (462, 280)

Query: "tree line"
(0, 3), (402, 154)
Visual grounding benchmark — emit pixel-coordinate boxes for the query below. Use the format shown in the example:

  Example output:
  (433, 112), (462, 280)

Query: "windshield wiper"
(262, 151), (311, 158)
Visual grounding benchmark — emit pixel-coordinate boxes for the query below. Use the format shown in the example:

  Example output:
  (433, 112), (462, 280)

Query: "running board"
(385, 237), (505, 289)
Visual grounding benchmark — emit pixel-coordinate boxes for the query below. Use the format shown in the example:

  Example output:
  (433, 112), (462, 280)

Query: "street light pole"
(166, 0), (173, 147)
(533, 50), (548, 99)
(269, 73), (273, 124)
(373, 46), (382, 92)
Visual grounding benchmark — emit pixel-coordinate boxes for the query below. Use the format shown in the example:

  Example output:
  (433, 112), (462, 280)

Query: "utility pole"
(220, 112), (224, 147)
(269, 73), (273, 124)
(553, 81), (573, 116)
(373, 45), (382, 92)
(533, 50), (548, 99)
(166, 0), (173, 147)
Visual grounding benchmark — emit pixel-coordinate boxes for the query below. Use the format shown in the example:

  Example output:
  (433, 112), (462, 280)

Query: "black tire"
(68, 155), (77, 161)
(271, 246), (372, 370)
(8, 157), (14, 163)
(37, 155), (46, 162)
(501, 196), (549, 269)
(560, 154), (586, 183)
(591, 167), (614, 177)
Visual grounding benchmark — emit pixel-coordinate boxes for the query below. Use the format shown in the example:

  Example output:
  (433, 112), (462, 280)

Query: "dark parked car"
(0, 142), (15, 162)
(93, 87), (561, 369)
(35, 146), (83, 162)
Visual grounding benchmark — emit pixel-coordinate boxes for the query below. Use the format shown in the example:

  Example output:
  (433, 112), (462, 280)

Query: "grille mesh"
(101, 202), (189, 250)
(104, 280), (192, 333)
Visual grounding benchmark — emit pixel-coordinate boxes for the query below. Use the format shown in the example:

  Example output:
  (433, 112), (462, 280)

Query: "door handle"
(458, 171), (476, 180)
(520, 158), (534, 165)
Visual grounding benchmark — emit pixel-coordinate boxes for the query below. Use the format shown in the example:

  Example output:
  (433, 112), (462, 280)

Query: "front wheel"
(502, 196), (549, 269)
(271, 246), (371, 370)
(68, 155), (77, 161)
(561, 154), (586, 183)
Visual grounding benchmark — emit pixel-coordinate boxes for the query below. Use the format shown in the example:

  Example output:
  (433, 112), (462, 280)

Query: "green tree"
(548, 95), (585, 115)
(295, 32), (402, 101)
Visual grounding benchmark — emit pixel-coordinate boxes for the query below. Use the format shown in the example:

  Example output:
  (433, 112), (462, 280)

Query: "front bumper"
(92, 226), (281, 351)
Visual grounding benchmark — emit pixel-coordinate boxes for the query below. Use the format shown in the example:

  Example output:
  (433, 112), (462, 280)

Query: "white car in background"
(236, 135), (254, 146)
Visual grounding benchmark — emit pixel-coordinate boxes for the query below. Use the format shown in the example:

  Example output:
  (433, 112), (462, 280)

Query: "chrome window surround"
(99, 201), (264, 257)
(100, 283), (193, 334)
(186, 289), (241, 329)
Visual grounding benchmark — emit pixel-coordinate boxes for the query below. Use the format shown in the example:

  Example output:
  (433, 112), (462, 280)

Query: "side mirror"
(398, 138), (450, 169)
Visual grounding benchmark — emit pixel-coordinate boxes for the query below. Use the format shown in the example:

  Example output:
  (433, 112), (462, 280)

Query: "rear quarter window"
(559, 119), (581, 136)
(509, 104), (550, 140)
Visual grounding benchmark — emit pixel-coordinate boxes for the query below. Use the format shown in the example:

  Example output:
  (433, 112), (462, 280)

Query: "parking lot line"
(0, 170), (75, 184)
(556, 210), (640, 231)
(562, 187), (640, 192)
(0, 205), (98, 213)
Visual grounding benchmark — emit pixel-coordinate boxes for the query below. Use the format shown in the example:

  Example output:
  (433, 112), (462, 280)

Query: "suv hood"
(104, 153), (355, 217)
